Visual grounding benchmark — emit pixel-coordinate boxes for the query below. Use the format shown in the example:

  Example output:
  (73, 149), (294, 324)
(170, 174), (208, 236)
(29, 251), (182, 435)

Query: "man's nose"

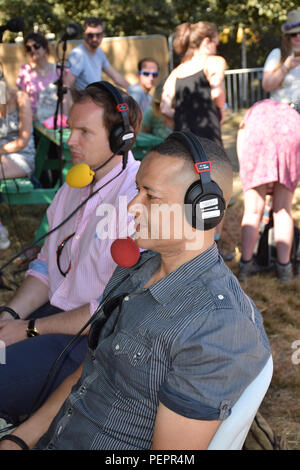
(67, 131), (76, 146)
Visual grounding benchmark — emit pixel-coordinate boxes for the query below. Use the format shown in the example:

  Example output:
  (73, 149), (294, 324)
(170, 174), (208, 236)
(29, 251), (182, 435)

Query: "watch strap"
(0, 306), (20, 320)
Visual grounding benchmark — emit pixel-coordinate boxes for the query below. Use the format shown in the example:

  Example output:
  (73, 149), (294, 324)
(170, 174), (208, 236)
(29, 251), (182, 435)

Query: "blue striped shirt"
(36, 243), (271, 450)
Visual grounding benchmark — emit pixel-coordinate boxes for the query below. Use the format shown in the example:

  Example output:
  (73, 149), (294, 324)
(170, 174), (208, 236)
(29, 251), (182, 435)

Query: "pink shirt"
(27, 153), (140, 315)
(17, 63), (59, 115)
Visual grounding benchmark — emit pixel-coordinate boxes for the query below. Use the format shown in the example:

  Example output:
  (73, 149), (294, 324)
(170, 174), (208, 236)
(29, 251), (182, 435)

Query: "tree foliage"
(0, 0), (298, 67)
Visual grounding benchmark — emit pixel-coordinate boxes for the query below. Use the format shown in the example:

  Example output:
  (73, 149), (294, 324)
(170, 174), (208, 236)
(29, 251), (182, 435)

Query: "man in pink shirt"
(0, 82), (142, 423)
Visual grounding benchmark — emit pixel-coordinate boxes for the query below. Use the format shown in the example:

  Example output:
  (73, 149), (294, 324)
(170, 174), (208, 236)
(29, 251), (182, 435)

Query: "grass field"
(0, 113), (299, 449)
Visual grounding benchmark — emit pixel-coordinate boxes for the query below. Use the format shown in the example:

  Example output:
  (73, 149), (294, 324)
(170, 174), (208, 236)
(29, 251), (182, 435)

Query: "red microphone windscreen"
(110, 237), (140, 268)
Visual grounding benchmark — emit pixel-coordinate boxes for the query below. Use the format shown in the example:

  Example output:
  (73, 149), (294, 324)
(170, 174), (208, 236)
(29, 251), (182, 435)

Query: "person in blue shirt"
(67, 17), (129, 91)
(0, 133), (271, 451)
(128, 57), (160, 114)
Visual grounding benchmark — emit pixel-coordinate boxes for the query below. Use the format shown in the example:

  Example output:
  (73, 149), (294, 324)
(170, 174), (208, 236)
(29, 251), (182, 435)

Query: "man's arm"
(0, 275), (49, 321)
(152, 402), (220, 450)
(0, 363), (83, 450)
(103, 65), (130, 90)
(0, 302), (91, 346)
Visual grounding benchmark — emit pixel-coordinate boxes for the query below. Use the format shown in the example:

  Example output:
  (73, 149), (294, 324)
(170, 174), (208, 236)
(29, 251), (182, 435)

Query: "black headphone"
(86, 81), (135, 156)
(171, 131), (226, 231)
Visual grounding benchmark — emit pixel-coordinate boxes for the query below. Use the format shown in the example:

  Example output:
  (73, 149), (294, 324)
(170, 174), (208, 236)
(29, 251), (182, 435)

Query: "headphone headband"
(170, 131), (226, 231)
(85, 81), (135, 158)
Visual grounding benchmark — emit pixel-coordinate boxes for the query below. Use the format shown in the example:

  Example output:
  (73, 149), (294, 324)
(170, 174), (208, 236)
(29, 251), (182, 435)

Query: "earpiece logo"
(116, 103), (129, 112)
(194, 161), (211, 173)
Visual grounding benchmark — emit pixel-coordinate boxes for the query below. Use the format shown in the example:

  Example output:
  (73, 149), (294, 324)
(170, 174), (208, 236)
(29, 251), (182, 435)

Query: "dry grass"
(0, 113), (299, 449)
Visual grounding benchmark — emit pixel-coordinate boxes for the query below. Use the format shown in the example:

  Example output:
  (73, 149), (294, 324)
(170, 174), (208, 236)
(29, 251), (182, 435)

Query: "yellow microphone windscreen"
(66, 163), (95, 188)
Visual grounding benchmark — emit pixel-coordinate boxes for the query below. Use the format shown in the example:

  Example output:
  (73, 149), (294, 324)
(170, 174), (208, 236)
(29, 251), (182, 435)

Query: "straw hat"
(281, 10), (300, 34)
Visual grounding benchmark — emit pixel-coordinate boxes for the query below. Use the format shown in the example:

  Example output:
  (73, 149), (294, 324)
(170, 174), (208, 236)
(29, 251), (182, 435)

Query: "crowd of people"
(0, 10), (299, 450)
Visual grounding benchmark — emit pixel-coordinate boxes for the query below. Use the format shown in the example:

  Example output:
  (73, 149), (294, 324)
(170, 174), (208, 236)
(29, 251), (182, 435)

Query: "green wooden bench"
(0, 123), (73, 241)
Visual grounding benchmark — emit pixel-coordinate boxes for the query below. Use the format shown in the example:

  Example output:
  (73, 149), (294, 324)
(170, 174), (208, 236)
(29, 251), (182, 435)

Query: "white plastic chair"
(207, 355), (273, 450)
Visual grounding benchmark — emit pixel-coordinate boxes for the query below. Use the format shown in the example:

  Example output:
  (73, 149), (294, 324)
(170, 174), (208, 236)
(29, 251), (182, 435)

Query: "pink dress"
(239, 99), (300, 193)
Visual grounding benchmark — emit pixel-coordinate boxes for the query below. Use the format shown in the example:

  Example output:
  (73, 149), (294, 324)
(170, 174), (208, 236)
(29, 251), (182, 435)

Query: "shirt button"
(124, 296), (129, 301)
(218, 294), (224, 300)
(115, 344), (120, 351)
(75, 234), (80, 240)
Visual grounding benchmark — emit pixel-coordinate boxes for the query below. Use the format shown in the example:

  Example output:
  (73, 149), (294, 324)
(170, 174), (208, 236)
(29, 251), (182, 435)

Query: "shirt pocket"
(111, 330), (152, 367)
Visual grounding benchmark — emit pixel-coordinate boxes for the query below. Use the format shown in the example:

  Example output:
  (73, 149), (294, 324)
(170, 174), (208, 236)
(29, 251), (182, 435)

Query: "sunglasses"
(139, 70), (159, 78)
(85, 32), (104, 39)
(56, 232), (75, 277)
(25, 43), (42, 53)
(88, 293), (128, 350)
(290, 32), (300, 38)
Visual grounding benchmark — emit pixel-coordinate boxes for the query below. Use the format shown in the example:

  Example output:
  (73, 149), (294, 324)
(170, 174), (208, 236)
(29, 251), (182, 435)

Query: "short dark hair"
(152, 134), (230, 168)
(138, 57), (160, 72)
(71, 84), (142, 141)
(151, 133), (233, 201)
(83, 17), (104, 31)
(24, 32), (49, 54)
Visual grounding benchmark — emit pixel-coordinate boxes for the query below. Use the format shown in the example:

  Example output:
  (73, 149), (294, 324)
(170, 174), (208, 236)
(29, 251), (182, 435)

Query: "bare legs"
(241, 185), (267, 262)
(0, 156), (27, 179)
(241, 182), (294, 265)
(0, 156), (27, 248)
(272, 183), (294, 264)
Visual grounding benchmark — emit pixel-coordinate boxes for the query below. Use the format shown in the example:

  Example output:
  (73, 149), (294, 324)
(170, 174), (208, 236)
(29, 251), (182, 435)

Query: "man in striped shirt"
(0, 83), (142, 422)
(0, 133), (271, 450)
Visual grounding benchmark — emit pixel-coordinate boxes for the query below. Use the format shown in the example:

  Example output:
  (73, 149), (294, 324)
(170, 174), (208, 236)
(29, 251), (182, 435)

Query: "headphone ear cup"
(109, 123), (135, 154)
(184, 181), (226, 231)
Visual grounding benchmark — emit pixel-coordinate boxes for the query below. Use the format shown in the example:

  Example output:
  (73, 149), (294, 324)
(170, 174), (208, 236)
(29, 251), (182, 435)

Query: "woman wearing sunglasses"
(16, 32), (59, 120)
(262, 9), (300, 99)
(237, 10), (300, 283)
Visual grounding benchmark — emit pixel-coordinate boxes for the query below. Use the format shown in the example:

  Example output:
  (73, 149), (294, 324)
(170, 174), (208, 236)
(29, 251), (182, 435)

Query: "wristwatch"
(26, 319), (40, 338)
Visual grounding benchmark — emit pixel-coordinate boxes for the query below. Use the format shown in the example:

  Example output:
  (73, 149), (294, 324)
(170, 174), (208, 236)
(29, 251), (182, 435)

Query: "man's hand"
(0, 319), (27, 346)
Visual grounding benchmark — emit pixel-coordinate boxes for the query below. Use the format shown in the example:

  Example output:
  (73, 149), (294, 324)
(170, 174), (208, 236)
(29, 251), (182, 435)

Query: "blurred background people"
(67, 17), (129, 91)
(160, 21), (229, 256)
(160, 21), (227, 148)
(237, 10), (300, 284)
(128, 57), (160, 114)
(16, 32), (59, 121)
(262, 9), (300, 105)
(0, 72), (35, 249)
(141, 79), (173, 139)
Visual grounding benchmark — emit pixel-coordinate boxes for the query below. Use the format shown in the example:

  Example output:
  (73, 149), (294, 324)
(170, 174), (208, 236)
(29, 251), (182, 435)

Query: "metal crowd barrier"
(225, 67), (269, 114)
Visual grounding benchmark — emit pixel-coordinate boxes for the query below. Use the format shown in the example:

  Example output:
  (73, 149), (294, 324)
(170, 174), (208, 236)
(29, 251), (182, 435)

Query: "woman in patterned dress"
(237, 10), (300, 283)
(0, 74), (35, 248)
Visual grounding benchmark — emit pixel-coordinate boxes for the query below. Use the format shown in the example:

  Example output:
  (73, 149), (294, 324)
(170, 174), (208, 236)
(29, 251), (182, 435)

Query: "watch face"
(27, 320), (39, 337)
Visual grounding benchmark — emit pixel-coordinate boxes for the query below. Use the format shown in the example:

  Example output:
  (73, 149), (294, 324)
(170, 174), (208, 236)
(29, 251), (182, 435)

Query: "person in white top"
(262, 9), (300, 104)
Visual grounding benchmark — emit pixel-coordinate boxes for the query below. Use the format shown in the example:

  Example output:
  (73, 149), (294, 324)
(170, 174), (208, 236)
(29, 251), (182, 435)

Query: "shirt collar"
(130, 243), (219, 305)
(92, 151), (136, 191)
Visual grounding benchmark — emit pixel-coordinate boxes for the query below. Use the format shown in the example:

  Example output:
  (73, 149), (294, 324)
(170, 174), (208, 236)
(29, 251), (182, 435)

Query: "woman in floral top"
(16, 32), (59, 120)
